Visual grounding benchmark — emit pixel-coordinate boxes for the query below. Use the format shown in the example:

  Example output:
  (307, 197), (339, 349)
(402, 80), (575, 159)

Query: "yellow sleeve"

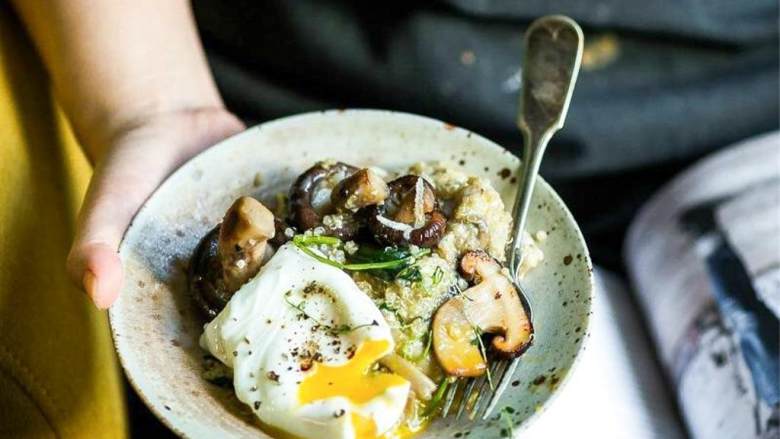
(0, 5), (127, 438)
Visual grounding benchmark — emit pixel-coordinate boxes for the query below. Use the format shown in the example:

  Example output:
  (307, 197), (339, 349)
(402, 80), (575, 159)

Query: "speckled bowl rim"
(110, 109), (594, 438)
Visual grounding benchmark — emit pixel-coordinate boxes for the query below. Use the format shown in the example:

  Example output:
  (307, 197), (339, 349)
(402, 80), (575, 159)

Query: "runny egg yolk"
(351, 413), (377, 438)
(298, 339), (408, 438)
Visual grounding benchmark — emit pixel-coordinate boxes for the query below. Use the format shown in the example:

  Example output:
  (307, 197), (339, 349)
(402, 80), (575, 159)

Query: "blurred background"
(191, 0), (779, 271)
(0, 1), (777, 438)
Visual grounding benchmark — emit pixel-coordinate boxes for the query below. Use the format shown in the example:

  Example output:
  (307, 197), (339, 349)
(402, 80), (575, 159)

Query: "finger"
(66, 152), (154, 309)
(69, 242), (123, 309)
(67, 109), (244, 308)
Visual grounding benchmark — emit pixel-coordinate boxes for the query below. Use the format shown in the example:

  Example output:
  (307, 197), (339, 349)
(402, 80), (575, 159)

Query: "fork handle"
(508, 127), (553, 279)
(507, 15), (583, 279)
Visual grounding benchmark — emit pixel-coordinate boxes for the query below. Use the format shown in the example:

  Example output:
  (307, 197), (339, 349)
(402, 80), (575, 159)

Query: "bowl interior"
(110, 110), (593, 438)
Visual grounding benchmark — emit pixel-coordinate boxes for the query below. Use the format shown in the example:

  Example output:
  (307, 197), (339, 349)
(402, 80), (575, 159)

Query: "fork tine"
(440, 378), (460, 417)
(481, 358), (520, 419)
(467, 361), (499, 419)
(456, 378), (478, 419)
(476, 361), (509, 418)
(464, 376), (486, 420)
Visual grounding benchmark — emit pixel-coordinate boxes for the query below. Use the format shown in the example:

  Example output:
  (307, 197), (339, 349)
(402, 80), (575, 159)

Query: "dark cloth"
(192, 0), (779, 270)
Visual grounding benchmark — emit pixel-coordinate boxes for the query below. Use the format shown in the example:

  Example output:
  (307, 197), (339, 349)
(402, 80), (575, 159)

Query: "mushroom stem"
(380, 354), (437, 401)
(331, 168), (389, 212)
(218, 197), (275, 292)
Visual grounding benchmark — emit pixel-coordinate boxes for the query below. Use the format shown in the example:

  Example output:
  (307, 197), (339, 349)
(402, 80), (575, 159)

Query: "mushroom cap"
(390, 175), (436, 224)
(189, 226), (228, 318)
(288, 161), (362, 239)
(367, 175), (447, 248)
(432, 298), (488, 377)
(190, 197), (278, 318)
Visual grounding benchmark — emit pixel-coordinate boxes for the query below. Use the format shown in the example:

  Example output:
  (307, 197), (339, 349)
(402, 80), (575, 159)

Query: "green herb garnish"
(396, 265), (423, 282)
(292, 235), (430, 273)
(377, 301), (399, 317)
(431, 266), (444, 286)
(379, 302), (427, 334)
(422, 377), (453, 417)
(349, 245), (430, 276)
(294, 235), (342, 246)
(471, 325), (494, 390)
(409, 328), (434, 363)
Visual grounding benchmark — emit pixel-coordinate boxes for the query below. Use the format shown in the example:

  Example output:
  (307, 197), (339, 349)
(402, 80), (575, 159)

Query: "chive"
(422, 328), (433, 358)
(379, 302), (411, 331)
(409, 328), (433, 363)
(422, 377), (452, 417)
(293, 235), (342, 246)
(330, 320), (379, 335)
(431, 266), (444, 286)
(292, 239), (345, 269)
(351, 245), (413, 262)
(378, 302), (398, 312)
(472, 326), (494, 390)
(465, 315), (494, 391)
(342, 259), (415, 270)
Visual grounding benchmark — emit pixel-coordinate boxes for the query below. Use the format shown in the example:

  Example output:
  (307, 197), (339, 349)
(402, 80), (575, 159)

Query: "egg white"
(200, 244), (410, 439)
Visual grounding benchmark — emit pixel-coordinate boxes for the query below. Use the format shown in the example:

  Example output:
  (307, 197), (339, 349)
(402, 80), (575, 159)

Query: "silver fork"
(440, 15), (584, 422)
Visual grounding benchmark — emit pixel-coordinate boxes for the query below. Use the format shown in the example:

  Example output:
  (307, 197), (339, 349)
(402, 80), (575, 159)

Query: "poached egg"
(200, 244), (410, 439)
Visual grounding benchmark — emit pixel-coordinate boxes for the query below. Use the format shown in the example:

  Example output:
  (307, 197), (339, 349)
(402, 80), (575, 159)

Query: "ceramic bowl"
(110, 110), (593, 438)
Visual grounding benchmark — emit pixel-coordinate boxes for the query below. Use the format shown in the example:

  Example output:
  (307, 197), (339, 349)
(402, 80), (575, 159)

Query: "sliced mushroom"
(289, 161), (361, 239)
(218, 196), (276, 292)
(189, 197), (275, 318)
(367, 175), (447, 247)
(330, 168), (389, 212)
(432, 250), (533, 377)
(380, 354), (437, 401)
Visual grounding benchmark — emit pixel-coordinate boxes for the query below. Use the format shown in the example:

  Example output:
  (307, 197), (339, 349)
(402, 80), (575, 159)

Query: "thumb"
(69, 242), (123, 310)
(67, 109), (245, 309)
(66, 139), (174, 309)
